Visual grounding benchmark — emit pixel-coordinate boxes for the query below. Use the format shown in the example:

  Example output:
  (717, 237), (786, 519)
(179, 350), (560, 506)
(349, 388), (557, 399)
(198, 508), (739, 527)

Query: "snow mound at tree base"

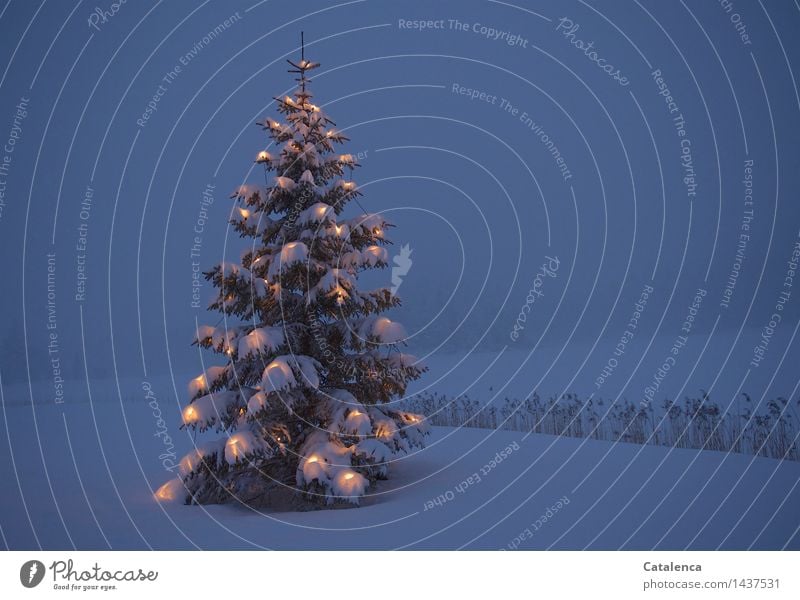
(184, 460), (361, 512)
(219, 474), (349, 513)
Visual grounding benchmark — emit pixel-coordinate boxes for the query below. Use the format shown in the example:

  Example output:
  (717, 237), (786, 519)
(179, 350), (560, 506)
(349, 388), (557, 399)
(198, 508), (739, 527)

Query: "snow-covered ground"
(1, 392), (798, 550)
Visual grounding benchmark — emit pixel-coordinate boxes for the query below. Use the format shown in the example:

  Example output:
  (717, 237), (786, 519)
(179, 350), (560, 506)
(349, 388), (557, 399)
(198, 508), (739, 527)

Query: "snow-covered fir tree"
(156, 42), (428, 507)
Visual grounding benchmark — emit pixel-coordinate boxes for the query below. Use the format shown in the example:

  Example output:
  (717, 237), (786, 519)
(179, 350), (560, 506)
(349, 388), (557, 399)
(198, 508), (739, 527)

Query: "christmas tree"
(156, 37), (428, 508)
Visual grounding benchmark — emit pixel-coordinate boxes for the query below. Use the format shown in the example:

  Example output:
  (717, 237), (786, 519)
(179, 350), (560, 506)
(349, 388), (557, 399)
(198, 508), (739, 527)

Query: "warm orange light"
(342, 181), (355, 191)
(154, 481), (177, 501)
(306, 455), (319, 464)
(256, 151), (270, 162)
(350, 410), (361, 417)
(333, 286), (347, 305)
(183, 406), (198, 423)
(343, 472), (355, 480)
(239, 208), (250, 219)
(226, 437), (240, 459)
(334, 225), (344, 236)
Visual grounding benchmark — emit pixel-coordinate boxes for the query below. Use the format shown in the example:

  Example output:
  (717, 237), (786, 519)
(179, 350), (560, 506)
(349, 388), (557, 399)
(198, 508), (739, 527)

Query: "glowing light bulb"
(335, 225), (344, 236)
(343, 472), (355, 481)
(226, 437), (239, 459)
(306, 455), (319, 464)
(333, 286), (347, 305)
(239, 208), (250, 219)
(154, 481), (176, 501)
(350, 410), (361, 417)
(183, 406), (197, 423)
(256, 151), (270, 163)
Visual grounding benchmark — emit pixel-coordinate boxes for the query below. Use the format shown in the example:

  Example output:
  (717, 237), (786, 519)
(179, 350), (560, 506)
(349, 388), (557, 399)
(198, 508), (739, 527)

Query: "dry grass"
(401, 391), (800, 461)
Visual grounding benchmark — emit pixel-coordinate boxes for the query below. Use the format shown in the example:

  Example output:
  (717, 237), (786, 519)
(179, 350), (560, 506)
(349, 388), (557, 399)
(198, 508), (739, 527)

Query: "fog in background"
(1, 0), (798, 406)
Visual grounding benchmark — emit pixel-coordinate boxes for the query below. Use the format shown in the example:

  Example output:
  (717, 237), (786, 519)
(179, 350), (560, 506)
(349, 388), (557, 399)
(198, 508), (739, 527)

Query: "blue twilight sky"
(1, 0), (799, 402)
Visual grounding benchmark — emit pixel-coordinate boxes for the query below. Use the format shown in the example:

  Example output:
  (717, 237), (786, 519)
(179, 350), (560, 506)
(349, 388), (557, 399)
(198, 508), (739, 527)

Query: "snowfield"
(1, 392), (798, 550)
